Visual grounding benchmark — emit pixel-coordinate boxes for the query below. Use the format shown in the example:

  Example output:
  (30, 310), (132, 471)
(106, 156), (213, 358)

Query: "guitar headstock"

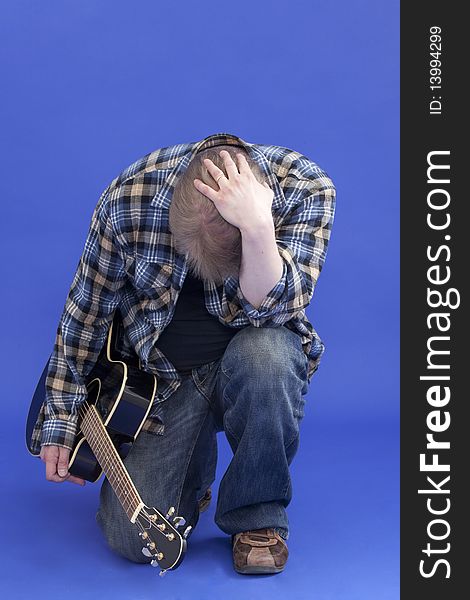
(135, 505), (192, 575)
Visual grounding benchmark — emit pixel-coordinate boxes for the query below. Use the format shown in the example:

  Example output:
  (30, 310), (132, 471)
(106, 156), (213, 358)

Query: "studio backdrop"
(0, 1), (399, 599)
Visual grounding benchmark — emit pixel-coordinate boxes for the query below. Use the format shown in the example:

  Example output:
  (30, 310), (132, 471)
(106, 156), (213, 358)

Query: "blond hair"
(169, 144), (268, 286)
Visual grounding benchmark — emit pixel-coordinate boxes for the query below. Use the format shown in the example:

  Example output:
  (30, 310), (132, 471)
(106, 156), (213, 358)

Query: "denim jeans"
(95, 324), (310, 563)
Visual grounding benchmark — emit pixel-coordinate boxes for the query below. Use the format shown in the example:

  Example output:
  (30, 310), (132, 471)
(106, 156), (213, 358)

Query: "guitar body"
(26, 312), (158, 482)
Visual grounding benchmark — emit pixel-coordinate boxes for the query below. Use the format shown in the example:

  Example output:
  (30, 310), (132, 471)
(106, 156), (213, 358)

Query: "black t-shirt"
(155, 271), (239, 374)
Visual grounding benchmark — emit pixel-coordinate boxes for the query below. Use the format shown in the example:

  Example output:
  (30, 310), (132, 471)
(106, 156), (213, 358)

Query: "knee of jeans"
(222, 326), (304, 378)
(95, 509), (151, 564)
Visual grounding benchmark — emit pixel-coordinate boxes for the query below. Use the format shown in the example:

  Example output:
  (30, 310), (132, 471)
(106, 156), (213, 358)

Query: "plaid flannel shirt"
(29, 132), (336, 454)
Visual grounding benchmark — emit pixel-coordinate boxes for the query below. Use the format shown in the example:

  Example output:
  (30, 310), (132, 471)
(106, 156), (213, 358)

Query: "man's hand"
(193, 150), (274, 232)
(39, 445), (86, 486)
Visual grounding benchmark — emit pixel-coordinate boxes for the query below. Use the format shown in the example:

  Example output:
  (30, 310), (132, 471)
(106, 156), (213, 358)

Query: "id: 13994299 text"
(429, 26), (443, 116)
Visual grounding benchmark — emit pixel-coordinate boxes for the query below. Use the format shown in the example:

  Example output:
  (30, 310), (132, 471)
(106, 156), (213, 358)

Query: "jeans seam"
(192, 374), (212, 404)
(192, 360), (221, 405)
(220, 371), (242, 446)
(220, 363), (232, 379)
(286, 432), (299, 450)
(222, 408), (241, 447)
(174, 410), (211, 520)
(280, 432), (299, 498)
(284, 429), (300, 461)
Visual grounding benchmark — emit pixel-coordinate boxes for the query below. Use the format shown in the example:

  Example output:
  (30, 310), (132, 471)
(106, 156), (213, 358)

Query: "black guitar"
(25, 312), (190, 576)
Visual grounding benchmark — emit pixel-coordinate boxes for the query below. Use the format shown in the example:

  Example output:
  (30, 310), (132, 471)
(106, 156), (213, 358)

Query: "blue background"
(0, 1), (399, 598)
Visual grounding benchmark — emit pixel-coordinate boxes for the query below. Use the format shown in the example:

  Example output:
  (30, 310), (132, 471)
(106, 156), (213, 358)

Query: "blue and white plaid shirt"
(29, 132), (336, 454)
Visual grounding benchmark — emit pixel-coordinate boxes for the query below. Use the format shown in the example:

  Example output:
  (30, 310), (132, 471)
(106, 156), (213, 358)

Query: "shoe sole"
(235, 565), (286, 575)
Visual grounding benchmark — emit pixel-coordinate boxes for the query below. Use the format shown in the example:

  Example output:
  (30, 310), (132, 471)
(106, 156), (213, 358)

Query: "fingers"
(236, 152), (252, 175)
(41, 445), (85, 486)
(193, 178), (219, 203)
(57, 446), (70, 478)
(44, 447), (62, 482)
(45, 446), (64, 482)
(66, 474), (86, 486)
(202, 157), (225, 183)
(58, 447), (85, 485)
(202, 151), (238, 183)
(219, 149), (239, 179)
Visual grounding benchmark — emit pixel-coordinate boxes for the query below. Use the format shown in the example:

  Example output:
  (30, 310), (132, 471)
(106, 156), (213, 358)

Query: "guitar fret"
(81, 405), (142, 519)
(87, 420), (134, 513)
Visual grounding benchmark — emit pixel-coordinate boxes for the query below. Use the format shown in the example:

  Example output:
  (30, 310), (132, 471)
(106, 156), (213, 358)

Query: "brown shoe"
(198, 488), (212, 513)
(232, 528), (288, 574)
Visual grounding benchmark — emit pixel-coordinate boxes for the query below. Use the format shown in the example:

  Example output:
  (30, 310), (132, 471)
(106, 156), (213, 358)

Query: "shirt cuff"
(40, 416), (78, 451)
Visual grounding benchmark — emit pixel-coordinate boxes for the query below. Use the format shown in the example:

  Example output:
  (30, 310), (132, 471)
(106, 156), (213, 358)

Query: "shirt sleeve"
(40, 186), (128, 450)
(236, 183), (336, 327)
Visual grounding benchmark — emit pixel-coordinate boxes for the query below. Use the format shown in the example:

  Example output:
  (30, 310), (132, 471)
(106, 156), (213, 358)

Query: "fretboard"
(80, 405), (144, 522)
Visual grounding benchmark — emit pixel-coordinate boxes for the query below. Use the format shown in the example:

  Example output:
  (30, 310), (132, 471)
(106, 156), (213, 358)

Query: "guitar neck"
(80, 405), (144, 523)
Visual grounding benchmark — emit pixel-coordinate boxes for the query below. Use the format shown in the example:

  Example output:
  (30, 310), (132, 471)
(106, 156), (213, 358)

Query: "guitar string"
(89, 420), (133, 513)
(81, 410), (172, 556)
(78, 402), (140, 516)
(77, 402), (181, 549)
(76, 402), (182, 565)
(82, 404), (139, 514)
(81, 413), (135, 516)
(87, 402), (143, 507)
(78, 404), (131, 508)
(72, 323), (178, 558)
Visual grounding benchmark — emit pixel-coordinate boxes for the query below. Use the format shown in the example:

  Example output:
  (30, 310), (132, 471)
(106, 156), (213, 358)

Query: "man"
(30, 131), (336, 574)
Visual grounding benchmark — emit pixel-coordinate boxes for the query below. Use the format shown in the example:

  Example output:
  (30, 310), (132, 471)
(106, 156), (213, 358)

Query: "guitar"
(25, 312), (190, 576)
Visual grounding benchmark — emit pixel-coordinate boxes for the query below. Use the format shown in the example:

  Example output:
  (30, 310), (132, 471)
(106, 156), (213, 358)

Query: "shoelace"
(237, 529), (279, 547)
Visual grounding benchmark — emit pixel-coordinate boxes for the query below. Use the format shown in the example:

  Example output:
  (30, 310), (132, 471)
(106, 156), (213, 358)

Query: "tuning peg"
(165, 506), (175, 519)
(183, 525), (192, 539)
(172, 516), (186, 528)
(150, 560), (159, 568)
(141, 547), (153, 557)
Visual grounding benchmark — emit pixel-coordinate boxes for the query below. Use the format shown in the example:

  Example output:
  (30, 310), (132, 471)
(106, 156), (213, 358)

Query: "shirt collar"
(150, 132), (285, 211)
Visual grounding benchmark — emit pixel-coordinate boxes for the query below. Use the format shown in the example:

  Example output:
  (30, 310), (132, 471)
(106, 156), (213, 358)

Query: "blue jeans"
(95, 325), (310, 563)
